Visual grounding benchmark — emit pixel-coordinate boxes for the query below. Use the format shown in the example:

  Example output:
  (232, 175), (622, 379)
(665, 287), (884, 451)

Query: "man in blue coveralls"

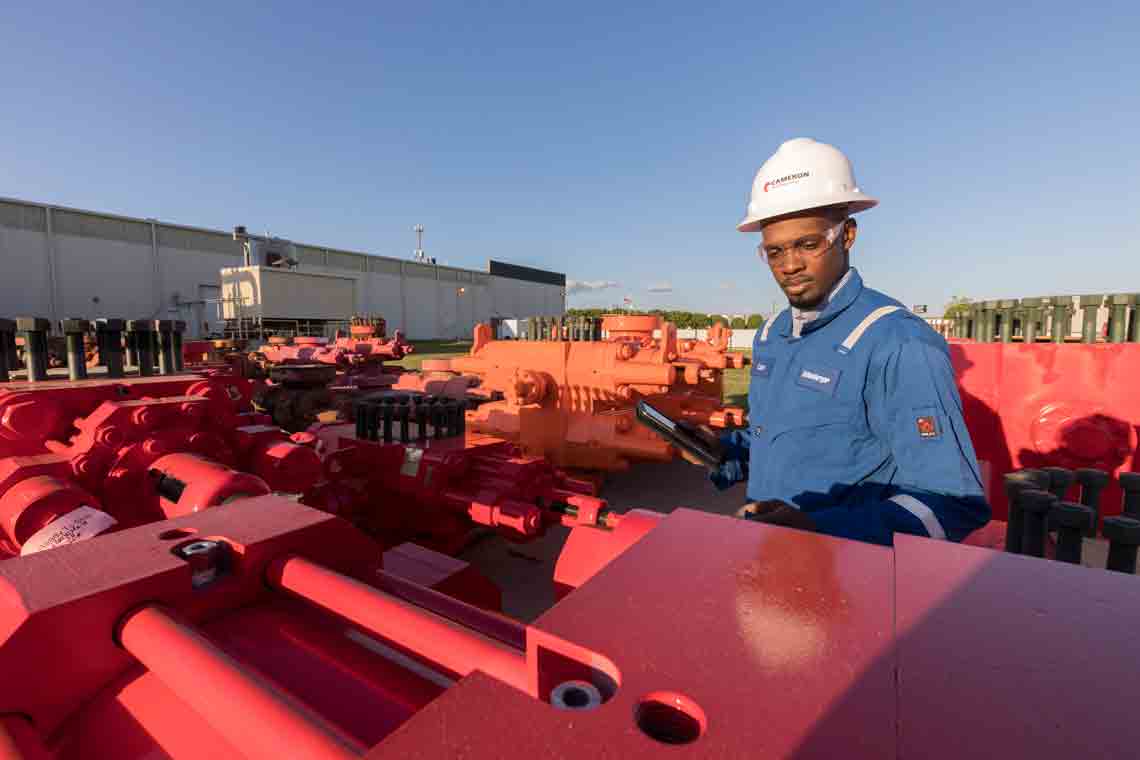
(693, 138), (989, 546)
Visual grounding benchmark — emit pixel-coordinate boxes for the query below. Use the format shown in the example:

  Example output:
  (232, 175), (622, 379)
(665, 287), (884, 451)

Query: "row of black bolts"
(354, 395), (467, 443)
(520, 316), (603, 342)
(0, 317), (187, 383)
(1004, 467), (1140, 572)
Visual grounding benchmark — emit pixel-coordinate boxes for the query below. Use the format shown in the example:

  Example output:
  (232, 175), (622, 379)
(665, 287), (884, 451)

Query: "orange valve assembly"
(425, 318), (746, 471)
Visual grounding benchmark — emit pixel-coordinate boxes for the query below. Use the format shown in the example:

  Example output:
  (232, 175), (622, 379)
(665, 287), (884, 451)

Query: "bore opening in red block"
(158, 527), (196, 540)
(635, 691), (706, 745)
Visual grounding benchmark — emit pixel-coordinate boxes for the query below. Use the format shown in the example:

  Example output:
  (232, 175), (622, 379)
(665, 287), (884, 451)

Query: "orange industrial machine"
(414, 317), (746, 472)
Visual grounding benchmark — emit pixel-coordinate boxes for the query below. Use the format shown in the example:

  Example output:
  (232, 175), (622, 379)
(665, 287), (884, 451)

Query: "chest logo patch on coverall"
(916, 415), (939, 439)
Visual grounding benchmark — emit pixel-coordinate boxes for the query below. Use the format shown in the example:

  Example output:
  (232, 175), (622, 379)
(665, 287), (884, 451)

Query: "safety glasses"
(757, 220), (846, 265)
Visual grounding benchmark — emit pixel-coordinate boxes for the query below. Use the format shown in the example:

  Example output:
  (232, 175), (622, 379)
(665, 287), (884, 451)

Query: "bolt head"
(1119, 472), (1140, 491)
(1049, 502), (1093, 530)
(1017, 488), (1057, 514)
(1103, 516), (1140, 545)
(126, 320), (154, 332)
(1075, 468), (1110, 487)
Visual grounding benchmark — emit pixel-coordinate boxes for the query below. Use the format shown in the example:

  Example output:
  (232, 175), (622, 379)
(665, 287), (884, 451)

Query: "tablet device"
(635, 400), (726, 469)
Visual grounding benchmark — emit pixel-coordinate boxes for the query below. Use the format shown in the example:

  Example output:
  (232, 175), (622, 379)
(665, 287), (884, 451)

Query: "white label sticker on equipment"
(401, 447), (424, 478)
(20, 506), (118, 556)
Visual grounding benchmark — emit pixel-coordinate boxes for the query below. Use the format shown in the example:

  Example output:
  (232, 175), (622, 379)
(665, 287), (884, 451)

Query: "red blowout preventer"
(951, 342), (1140, 523)
(305, 394), (612, 554)
(0, 374), (321, 558)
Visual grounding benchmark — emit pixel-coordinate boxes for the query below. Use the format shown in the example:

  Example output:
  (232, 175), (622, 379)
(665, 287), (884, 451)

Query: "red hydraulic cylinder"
(267, 555), (530, 694)
(117, 605), (362, 760)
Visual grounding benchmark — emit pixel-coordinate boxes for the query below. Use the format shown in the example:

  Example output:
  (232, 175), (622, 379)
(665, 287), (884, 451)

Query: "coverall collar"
(777, 267), (864, 338)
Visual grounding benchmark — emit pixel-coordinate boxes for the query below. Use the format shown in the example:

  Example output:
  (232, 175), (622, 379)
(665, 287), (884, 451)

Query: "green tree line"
(566, 308), (764, 330)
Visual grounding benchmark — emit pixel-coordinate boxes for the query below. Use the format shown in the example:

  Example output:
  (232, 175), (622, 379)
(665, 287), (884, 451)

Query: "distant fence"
(677, 328), (756, 350)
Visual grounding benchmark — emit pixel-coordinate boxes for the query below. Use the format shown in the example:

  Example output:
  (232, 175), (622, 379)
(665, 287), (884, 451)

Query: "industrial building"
(0, 196), (565, 339)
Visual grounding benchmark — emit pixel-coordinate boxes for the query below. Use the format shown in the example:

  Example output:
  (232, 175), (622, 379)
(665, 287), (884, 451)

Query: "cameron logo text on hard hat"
(763, 171), (810, 192)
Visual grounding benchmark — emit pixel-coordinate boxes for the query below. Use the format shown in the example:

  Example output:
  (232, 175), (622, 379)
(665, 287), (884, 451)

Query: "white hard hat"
(737, 138), (878, 232)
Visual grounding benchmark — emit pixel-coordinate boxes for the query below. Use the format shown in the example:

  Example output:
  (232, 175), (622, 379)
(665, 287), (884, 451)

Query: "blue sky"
(2, 1), (1137, 317)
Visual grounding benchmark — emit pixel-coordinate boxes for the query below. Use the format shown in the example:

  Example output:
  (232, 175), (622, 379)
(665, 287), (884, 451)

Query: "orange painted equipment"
(428, 319), (745, 471)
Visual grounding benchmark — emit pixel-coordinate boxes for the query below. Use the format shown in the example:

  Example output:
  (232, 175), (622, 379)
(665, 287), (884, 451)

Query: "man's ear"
(843, 218), (858, 251)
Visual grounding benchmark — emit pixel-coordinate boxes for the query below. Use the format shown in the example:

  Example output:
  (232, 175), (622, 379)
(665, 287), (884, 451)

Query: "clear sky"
(2, 1), (1137, 317)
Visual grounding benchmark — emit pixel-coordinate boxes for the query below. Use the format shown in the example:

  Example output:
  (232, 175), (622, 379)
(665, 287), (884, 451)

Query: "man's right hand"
(676, 424), (719, 468)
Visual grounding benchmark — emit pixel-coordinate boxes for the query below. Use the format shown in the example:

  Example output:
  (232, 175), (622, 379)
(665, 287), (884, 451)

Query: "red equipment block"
(0, 498), (621, 758)
(4, 501), (1140, 757)
(0, 376), (320, 559)
(951, 342), (1140, 522)
(305, 419), (610, 554)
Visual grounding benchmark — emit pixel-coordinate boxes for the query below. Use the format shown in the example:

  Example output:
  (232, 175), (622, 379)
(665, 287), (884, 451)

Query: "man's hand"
(676, 423), (719, 468)
(737, 500), (817, 532)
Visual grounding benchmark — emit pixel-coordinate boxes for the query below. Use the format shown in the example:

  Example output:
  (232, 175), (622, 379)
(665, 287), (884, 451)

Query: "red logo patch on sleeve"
(916, 415), (939, 439)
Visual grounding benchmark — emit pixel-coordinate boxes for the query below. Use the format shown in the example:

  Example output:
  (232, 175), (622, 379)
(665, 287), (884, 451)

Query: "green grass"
(392, 340), (472, 370)
(723, 366), (750, 410)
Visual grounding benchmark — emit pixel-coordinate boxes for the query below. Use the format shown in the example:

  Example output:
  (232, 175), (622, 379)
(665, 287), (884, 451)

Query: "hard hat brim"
(736, 193), (878, 233)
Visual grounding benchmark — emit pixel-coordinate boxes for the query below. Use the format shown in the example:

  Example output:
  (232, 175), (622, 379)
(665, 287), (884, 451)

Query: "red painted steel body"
(117, 604), (363, 760)
(305, 423), (608, 553)
(269, 555), (530, 693)
(0, 374), (320, 558)
(2, 499), (1140, 757)
(951, 341), (1140, 521)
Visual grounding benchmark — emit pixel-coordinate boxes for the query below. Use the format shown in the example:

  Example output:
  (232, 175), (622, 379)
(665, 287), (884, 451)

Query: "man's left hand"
(738, 500), (817, 532)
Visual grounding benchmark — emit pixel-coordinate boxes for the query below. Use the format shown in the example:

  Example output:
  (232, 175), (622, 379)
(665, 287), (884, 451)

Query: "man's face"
(759, 211), (853, 309)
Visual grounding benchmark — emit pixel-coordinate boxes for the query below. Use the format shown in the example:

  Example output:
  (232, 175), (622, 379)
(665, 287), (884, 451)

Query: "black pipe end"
(61, 318), (91, 334)
(1119, 472), (1140, 492)
(1049, 501), (1093, 530)
(16, 317), (51, 333)
(1103, 516), (1140, 546)
(1075, 468), (1110, 488)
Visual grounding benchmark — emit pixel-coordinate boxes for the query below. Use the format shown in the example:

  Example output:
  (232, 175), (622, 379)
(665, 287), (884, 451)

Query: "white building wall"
(0, 220), (53, 317)
(54, 235), (156, 319)
(0, 196), (565, 340)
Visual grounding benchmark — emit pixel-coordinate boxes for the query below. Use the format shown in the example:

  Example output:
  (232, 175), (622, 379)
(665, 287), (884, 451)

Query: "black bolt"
(1119, 472), (1140, 519)
(1003, 470), (1050, 554)
(1018, 488), (1057, 558)
(382, 402), (394, 443)
(154, 320), (175, 375)
(1049, 502), (1093, 564)
(430, 401), (445, 439)
(1040, 466), (1076, 500)
(16, 317), (51, 382)
(99, 319), (125, 378)
(1075, 468), (1110, 537)
(1103, 516), (1140, 574)
(354, 402), (369, 439)
(173, 321), (186, 371)
(0, 318), (13, 382)
(127, 320), (154, 377)
(415, 402), (428, 440)
(399, 401), (411, 443)
(62, 318), (91, 381)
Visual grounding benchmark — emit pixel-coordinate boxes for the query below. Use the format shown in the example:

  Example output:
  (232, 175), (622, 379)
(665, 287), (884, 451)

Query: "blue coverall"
(714, 268), (990, 545)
